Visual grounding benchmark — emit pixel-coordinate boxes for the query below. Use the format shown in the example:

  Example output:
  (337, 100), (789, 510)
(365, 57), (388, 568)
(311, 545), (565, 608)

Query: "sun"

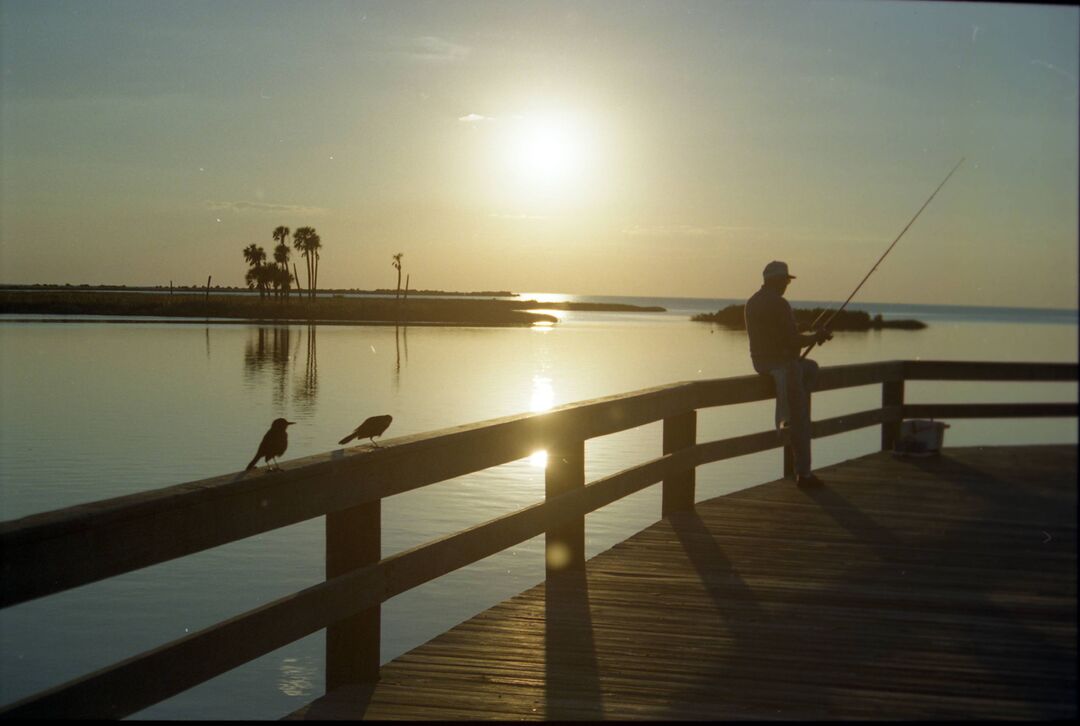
(510, 114), (584, 186)
(497, 111), (594, 201)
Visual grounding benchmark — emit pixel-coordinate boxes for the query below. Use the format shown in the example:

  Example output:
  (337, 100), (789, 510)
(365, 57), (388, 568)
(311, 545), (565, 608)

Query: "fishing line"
(801, 156), (966, 360)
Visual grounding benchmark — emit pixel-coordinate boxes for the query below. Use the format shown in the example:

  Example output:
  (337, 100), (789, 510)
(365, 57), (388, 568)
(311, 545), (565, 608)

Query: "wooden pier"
(1, 360), (1075, 720)
(290, 444), (1076, 720)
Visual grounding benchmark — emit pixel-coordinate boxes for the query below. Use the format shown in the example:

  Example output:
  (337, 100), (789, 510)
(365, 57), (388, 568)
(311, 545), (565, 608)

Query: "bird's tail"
(338, 433), (357, 445)
(246, 454), (260, 471)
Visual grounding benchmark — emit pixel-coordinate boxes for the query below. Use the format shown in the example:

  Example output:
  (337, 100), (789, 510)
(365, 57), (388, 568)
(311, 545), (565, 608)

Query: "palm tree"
(282, 266), (295, 293)
(242, 244), (270, 298)
(271, 265), (293, 299)
(245, 263), (274, 299)
(273, 226), (290, 253)
(310, 232), (322, 299)
(292, 227), (321, 300)
(242, 243), (266, 269)
(245, 266), (261, 294)
(392, 252), (404, 301)
(272, 231), (291, 300)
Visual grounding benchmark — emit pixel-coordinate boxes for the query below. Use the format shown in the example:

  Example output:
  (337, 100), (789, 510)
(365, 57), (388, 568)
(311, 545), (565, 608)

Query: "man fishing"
(745, 260), (832, 487)
(740, 161), (963, 487)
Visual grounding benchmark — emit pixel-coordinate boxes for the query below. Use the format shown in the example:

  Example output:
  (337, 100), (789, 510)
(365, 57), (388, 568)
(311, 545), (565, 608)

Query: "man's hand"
(814, 327), (833, 344)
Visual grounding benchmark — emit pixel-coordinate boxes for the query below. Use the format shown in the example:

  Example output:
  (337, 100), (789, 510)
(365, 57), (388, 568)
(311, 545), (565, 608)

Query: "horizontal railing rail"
(1, 359), (1075, 718)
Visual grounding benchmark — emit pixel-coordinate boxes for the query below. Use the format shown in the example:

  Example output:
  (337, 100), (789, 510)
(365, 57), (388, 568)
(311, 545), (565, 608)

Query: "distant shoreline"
(0, 283), (517, 298)
(0, 316), (538, 328)
(0, 289), (665, 326)
(692, 304), (927, 331)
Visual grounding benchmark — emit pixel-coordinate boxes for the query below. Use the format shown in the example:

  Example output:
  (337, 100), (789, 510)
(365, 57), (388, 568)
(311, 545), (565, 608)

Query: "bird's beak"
(286, 421), (296, 426)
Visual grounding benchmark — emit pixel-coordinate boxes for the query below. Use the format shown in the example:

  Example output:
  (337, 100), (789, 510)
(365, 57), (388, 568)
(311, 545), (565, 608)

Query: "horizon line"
(1, 282), (1077, 314)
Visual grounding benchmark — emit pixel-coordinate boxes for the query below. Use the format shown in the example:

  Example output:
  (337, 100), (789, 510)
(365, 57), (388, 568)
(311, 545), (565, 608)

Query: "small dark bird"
(246, 417), (296, 471)
(338, 414), (393, 447)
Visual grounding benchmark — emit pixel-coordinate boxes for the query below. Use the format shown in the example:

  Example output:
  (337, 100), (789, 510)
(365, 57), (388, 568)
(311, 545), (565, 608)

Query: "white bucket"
(896, 419), (950, 454)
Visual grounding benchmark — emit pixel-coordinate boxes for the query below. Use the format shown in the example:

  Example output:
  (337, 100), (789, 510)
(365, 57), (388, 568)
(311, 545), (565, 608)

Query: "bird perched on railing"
(246, 417), (295, 471)
(338, 414), (393, 447)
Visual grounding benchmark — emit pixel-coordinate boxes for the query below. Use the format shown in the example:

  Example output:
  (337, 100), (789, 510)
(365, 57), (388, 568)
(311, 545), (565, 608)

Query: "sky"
(1, 0), (1077, 308)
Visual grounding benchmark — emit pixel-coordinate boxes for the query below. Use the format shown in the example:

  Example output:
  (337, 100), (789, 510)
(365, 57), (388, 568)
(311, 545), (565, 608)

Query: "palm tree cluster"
(242, 225), (323, 300)
(293, 226), (322, 300)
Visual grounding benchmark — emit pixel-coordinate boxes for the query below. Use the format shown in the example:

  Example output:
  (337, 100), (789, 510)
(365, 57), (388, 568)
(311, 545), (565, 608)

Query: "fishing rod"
(801, 157), (966, 360)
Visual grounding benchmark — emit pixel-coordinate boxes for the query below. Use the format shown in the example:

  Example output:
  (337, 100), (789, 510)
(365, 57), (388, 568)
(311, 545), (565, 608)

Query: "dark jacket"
(745, 285), (799, 372)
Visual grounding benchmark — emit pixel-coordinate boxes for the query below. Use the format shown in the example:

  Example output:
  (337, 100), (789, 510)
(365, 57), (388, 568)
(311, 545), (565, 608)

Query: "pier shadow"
(670, 509), (764, 607)
(796, 453), (1076, 713)
(800, 485), (903, 560)
(650, 453), (1075, 719)
(544, 566), (603, 719)
(908, 449), (1076, 526)
(292, 682), (377, 720)
(667, 509), (838, 717)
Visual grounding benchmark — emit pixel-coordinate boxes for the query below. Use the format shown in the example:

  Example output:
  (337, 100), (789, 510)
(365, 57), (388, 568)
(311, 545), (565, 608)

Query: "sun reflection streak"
(278, 656), (317, 697)
(525, 308), (568, 321)
(519, 292), (570, 303)
(530, 375), (554, 412)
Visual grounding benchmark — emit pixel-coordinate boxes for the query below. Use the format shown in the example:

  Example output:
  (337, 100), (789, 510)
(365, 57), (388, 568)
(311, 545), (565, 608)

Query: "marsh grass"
(0, 290), (559, 326)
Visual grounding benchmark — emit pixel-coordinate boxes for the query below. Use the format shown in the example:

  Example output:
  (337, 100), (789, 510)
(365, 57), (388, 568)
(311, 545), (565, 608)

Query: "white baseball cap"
(763, 260), (795, 280)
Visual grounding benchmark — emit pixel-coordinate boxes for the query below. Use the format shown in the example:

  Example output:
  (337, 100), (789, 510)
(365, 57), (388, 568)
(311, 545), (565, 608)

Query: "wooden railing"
(1, 360), (1075, 718)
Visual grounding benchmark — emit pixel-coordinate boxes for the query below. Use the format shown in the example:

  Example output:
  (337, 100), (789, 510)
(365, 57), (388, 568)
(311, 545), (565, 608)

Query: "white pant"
(757, 359), (819, 476)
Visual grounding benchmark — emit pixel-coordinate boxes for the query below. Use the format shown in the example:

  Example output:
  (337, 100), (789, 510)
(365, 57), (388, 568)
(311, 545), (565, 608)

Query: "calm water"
(1, 296), (1076, 719)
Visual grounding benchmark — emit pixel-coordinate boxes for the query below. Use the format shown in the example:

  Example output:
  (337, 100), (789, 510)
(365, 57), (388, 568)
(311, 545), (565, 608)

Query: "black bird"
(338, 414), (393, 447)
(246, 417), (295, 471)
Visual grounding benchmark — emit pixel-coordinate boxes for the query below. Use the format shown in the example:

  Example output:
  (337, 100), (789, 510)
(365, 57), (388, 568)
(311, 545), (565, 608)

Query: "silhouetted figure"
(338, 415), (393, 447)
(745, 260), (831, 487)
(246, 417), (296, 471)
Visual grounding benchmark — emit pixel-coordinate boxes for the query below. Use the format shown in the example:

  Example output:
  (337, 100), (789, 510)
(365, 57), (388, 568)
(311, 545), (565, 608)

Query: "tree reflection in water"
(242, 322), (412, 408)
(393, 323), (409, 391)
(242, 325), (317, 412)
(294, 325), (317, 415)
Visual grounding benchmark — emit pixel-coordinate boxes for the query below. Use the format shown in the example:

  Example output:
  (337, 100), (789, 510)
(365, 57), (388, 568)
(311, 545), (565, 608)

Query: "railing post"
(662, 410), (697, 516)
(546, 436), (585, 576)
(325, 500), (381, 688)
(882, 379), (905, 451)
(783, 392), (810, 480)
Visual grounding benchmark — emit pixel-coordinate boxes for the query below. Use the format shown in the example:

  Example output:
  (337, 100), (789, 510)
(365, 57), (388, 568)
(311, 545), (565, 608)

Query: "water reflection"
(240, 323), (415, 411)
(393, 324), (409, 390)
(242, 326), (318, 411)
(277, 655), (318, 698)
(294, 325), (317, 415)
(531, 375), (554, 412)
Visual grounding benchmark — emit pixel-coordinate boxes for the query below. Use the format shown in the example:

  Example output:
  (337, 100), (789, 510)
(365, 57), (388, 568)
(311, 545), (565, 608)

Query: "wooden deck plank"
(288, 445), (1076, 720)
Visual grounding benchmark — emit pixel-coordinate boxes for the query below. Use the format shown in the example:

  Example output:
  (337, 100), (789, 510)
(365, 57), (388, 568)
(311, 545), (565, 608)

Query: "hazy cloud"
(622, 224), (740, 238)
(206, 200), (327, 215)
(489, 212), (548, 220)
(388, 36), (471, 63)
(623, 224), (873, 245)
(1030, 59), (1077, 83)
(459, 113), (496, 123)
